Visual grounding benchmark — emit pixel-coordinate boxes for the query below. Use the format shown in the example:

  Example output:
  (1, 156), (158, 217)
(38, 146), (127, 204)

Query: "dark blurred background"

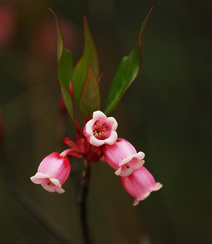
(0, 0), (212, 243)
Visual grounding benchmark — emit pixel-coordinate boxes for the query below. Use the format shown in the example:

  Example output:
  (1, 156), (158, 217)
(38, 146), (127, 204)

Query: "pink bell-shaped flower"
(83, 110), (118, 147)
(30, 152), (71, 193)
(103, 138), (145, 176)
(120, 166), (162, 206)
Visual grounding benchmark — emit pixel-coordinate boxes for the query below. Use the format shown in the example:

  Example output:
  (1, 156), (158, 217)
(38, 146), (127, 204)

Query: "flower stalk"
(79, 159), (92, 244)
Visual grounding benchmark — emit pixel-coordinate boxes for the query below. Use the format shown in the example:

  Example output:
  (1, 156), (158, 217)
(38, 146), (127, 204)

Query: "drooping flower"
(83, 110), (118, 147)
(120, 166), (162, 206)
(30, 152), (71, 193)
(103, 138), (145, 176)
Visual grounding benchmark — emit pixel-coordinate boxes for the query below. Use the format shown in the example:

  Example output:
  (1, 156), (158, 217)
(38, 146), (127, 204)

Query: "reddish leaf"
(79, 64), (101, 119)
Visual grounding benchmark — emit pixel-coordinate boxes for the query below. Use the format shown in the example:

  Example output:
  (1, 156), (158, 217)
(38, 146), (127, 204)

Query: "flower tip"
(137, 151), (145, 159)
(93, 110), (106, 119)
(115, 168), (121, 176)
(30, 174), (40, 184)
(141, 192), (151, 200)
(133, 192), (151, 206)
(133, 199), (139, 206)
(56, 188), (65, 194)
(155, 182), (163, 191)
(30, 175), (37, 183)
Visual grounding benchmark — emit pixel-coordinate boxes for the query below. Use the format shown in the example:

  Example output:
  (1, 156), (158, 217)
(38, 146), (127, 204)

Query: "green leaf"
(48, 8), (63, 62)
(79, 64), (100, 119)
(104, 7), (153, 115)
(49, 8), (74, 118)
(58, 48), (73, 90)
(72, 16), (99, 105)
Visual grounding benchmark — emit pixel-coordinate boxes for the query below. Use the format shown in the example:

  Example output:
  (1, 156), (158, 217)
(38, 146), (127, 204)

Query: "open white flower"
(83, 110), (118, 146)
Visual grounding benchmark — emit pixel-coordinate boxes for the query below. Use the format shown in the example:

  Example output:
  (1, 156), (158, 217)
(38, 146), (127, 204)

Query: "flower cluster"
(31, 110), (162, 205)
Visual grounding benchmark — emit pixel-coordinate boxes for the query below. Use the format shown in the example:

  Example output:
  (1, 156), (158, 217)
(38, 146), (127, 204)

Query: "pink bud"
(83, 110), (118, 147)
(103, 138), (145, 176)
(30, 152), (71, 193)
(120, 166), (162, 206)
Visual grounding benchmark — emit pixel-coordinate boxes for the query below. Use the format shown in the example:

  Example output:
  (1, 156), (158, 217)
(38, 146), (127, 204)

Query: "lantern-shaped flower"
(120, 166), (162, 206)
(83, 110), (118, 146)
(30, 152), (71, 193)
(103, 138), (145, 176)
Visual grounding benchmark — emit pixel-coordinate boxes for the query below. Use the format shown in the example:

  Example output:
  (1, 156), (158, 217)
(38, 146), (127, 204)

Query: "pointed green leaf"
(49, 8), (63, 62)
(79, 64), (100, 119)
(72, 17), (99, 105)
(58, 48), (73, 90)
(50, 8), (74, 118)
(104, 8), (153, 115)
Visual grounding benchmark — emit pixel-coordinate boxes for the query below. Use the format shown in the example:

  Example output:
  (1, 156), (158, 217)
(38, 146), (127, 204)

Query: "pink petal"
(103, 139), (144, 176)
(30, 152), (71, 193)
(41, 182), (57, 192)
(120, 166), (162, 205)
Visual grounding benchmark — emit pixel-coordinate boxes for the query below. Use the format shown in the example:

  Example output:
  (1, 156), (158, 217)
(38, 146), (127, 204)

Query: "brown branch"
(79, 159), (92, 244)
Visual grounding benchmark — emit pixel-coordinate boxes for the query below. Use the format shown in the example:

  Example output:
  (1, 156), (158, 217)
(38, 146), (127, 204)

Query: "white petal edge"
(115, 167), (134, 177)
(56, 187), (65, 194)
(107, 117), (118, 130)
(85, 120), (95, 135)
(115, 168), (122, 176)
(104, 131), (117, 145)
(50, 178), (62, 188)
(133, 192), (151, 206)
(119, 152), (145, 167)
(90, 135), (104, 146)
(151, 182), (163, 191)
(30, 172), (49, 184)
(93, 110), (107, 120)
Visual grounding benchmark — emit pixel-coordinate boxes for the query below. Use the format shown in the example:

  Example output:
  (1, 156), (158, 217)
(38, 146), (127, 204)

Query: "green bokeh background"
(0, 0), (211, 243)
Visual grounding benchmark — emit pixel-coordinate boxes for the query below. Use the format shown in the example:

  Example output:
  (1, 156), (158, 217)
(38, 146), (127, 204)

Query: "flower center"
(92, 119), (111, 140)
(93, 123), (106, 138)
